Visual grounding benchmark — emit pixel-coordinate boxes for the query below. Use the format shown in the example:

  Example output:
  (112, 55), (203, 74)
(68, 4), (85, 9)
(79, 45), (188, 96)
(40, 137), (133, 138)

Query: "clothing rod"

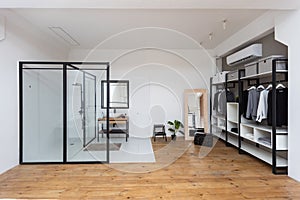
(258, 79), (287, 85)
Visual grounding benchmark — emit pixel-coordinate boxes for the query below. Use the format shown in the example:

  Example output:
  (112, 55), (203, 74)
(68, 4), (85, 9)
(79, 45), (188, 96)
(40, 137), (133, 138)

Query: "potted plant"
(167, 120), (183, 140)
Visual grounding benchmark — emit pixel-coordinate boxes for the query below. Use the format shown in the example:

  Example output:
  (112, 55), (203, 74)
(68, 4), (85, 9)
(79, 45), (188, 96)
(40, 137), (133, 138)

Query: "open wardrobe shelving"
(210, 56), (288, 174)
(210, 72), (228, 142)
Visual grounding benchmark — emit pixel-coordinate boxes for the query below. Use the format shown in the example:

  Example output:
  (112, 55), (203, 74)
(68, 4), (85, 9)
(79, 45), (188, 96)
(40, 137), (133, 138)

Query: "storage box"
(227, 70), (238, 81)
(258, 55), (287, 74)
(212, 71), (229, 84)
(218, 71), (228, 83)
(245, 62), (257, 77)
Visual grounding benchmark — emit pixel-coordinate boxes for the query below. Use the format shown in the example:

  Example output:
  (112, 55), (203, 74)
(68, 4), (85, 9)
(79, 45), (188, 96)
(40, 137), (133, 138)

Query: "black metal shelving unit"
(237, 58), (288, 174)
(211, 58), (288, 175)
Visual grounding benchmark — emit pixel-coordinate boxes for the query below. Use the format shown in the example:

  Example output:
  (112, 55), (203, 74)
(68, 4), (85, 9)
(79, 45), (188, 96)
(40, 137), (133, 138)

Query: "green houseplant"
(167, 120), (183, 140)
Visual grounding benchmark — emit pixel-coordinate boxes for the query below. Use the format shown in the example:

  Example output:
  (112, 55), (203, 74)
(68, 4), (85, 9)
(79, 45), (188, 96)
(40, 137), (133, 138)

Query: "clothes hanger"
(247, 86), (256, 91)
(276, 83), (286, 89)
(266, 84), (273, 90)
(257, 85), (265, 90)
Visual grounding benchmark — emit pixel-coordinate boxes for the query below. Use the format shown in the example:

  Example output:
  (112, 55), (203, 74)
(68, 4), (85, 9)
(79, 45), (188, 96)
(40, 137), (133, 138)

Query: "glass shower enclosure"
(19, 62), (110, 164)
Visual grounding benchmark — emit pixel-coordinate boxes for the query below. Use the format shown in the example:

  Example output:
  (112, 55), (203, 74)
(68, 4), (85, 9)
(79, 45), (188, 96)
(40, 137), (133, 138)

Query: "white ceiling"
(5, 0), (299, 50)
(13, 9), (267, 49)
(1, 0), (300, 9)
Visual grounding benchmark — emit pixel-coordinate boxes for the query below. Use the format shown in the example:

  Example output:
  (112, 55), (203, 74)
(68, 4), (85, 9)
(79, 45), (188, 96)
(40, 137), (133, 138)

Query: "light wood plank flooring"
(0, 138), (300, 199)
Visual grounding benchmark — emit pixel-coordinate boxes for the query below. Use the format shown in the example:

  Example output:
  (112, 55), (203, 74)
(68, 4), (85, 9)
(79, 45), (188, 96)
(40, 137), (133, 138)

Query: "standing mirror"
(184, 89), (208, 140)
(101, 80), (129, 109)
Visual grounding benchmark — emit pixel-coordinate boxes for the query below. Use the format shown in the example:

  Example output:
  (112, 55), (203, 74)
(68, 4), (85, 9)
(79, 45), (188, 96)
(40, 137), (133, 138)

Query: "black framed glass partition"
(19, 61), (110, 164)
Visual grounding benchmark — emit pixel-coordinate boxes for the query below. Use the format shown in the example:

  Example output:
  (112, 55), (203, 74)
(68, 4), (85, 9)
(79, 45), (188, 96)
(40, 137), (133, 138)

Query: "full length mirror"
(184, 89), (208, 140)
(101, 80), (129, 109)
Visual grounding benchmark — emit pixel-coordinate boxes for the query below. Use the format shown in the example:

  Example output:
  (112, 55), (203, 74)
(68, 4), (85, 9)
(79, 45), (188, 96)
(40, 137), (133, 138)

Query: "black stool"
(153, 124), (167, 142)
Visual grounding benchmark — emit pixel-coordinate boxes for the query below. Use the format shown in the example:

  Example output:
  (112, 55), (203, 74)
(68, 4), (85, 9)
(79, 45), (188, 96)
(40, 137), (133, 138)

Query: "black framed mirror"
(101, 80), (129, 109)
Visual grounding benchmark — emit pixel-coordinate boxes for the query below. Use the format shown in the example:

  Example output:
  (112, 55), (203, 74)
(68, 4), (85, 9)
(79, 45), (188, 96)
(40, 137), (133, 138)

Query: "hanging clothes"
(213, 91), (221, 111)
(218, 91), (226, 115)
(226, 90), (235, 102)
(218, 90), (235, 115)
(267, 88), (288, 126)
(256, 89), (269, 122)
(241, 90), (249, 118)
(246, 88), (261, 120)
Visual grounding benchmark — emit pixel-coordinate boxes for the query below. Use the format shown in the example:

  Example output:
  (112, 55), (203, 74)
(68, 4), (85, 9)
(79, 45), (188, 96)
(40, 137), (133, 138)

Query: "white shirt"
(256, 89), (269, 122)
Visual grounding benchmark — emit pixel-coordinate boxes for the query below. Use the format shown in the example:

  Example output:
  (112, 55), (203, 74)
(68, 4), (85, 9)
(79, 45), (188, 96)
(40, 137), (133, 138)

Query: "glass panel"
(67, 68), (107, 162)
(21, 63), (109, 163)
(67, 68), (84, 161)
(84, 73), (96, 146)
(22, 68), (63, 162)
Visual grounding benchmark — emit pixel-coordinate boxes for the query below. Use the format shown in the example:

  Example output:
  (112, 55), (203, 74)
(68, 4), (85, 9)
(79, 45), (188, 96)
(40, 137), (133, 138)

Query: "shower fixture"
(72, 83), (85, 130)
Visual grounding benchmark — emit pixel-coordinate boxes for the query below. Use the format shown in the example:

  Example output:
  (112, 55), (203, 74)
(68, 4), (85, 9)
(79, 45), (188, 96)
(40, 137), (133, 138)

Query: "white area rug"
(110, 137), (155, 163)
(68, 136), (155, 163)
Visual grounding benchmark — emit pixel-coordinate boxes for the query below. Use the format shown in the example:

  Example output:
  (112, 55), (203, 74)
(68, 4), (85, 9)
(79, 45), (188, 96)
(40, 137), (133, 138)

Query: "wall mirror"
(184, 89), (208, 140)
(101, 80), (129, 109)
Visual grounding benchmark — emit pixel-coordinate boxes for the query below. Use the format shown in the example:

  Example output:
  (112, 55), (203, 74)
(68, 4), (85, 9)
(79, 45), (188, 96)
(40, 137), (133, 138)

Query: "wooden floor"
(1, 138), (300, 199)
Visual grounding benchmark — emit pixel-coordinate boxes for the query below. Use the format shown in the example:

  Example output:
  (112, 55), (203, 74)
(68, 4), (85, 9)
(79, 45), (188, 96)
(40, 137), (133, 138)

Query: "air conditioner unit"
(226, 44), (262, 66)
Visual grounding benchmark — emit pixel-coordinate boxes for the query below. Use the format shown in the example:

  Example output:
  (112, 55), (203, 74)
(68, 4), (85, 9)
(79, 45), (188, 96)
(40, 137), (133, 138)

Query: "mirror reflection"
(101, 80), (129, 109)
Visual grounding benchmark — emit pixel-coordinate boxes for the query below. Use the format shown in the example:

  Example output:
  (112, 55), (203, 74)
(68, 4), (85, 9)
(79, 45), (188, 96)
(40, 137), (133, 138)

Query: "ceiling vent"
(226, 43), (262, 66)
(49, 27), (80, 46)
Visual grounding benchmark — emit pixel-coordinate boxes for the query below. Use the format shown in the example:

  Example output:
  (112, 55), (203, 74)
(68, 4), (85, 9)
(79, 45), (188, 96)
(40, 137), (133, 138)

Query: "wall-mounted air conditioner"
(226, 44), (262, 66)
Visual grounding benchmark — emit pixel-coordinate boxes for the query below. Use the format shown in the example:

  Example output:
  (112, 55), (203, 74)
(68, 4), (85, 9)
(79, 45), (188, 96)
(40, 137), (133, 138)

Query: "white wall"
(69, 48), (215, 137)
(0, 9), (69, 174)
(274, 10), (300, 181)
(214, 10), (300, 181)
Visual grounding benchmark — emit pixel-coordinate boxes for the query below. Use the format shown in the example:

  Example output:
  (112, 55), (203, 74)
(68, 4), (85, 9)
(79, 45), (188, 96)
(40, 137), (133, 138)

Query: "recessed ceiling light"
(48, 27), (80, 46)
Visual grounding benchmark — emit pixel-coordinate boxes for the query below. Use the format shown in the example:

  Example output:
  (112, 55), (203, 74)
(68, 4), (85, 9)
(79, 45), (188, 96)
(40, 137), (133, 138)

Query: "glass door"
(83, 72), (96, 147)
(66, 65), (108, 162)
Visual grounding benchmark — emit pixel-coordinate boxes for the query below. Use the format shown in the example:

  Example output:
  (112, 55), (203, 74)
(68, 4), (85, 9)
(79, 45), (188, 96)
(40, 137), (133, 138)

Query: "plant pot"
(171, 135), (176, 140)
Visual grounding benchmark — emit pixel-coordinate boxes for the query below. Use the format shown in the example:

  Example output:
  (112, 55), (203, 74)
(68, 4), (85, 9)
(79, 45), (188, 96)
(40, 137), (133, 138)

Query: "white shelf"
(227, 102), (239, 105)
(240, 70), (288, 80)
(256, 141), (272, 149)
(227, 119), (238, 124)
(240, 124), (288, 150)
(228, 130), (238, 136)
(241, 141), (288, 167)
(212, 114), (225, 120)
(241, 135), (271, 149)
(227, 103), (239, 123)
(227, 78), (238, 82)
(241, 134), (254, 141)
(241, 123), (288, 134)
(212, 82), (225, 85)
(212, 124), (225, 130)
